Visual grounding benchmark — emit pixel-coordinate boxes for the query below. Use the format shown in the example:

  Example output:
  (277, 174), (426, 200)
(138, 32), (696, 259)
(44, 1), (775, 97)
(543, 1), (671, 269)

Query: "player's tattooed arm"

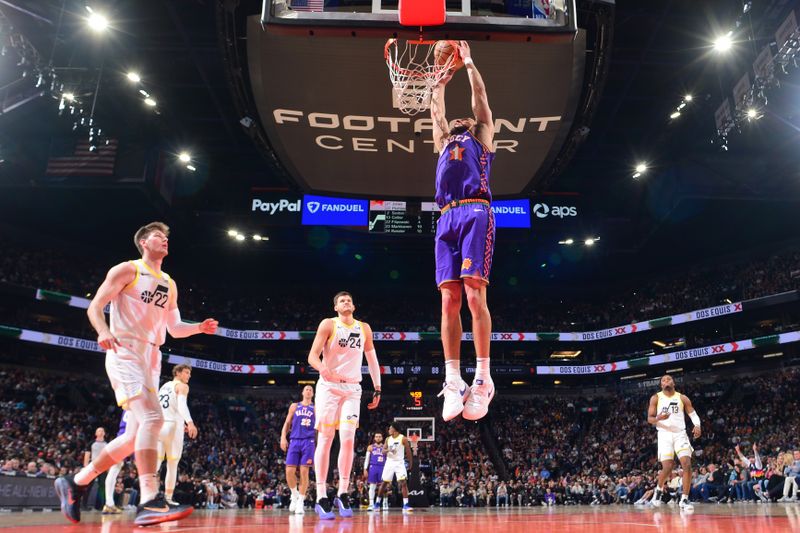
(431, 82), (450, 153)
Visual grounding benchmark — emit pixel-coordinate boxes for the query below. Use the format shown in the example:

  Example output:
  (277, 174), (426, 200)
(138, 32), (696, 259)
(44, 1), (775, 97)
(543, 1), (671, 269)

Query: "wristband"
(463, 57), (474, 66)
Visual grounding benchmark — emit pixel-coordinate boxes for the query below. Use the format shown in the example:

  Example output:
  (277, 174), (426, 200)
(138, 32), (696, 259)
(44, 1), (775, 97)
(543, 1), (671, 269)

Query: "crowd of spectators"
(1, 236), (799, 333)
(2, 362), (799, 510)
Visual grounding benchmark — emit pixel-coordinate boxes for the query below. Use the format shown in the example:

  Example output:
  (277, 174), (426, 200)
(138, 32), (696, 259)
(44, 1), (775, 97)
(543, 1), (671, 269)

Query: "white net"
(384, 39), (457, 116)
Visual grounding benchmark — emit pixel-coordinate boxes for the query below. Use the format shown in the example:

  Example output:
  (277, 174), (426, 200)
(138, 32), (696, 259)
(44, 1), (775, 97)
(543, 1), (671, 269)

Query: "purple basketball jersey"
(435, 131), (494, 208)
(367, 445), (386, 484)
(118, 410), (130, 435)
(289, 403), (315, 440)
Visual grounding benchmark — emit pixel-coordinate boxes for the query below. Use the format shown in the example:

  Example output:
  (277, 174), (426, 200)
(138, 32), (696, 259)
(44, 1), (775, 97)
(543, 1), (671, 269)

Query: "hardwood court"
(2, 506), (799, 532)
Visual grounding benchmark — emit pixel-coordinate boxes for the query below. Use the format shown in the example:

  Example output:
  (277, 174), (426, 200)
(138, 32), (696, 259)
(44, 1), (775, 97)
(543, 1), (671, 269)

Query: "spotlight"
(227, 229), (238, 237)
(677, 102), (686, 110)
(144, 98), (156, 107)
(63, 92), (75, 101)
(178, 152), (191, 163)
(186, 164), (196, 172)
(633, 172), (642, 179)
(86, 12), (109, 33)
(746, 108), (759, 119)
(138, 89), (149, 97)
(684, 94), (693, 102)
(235, 234), (245, 242)
(670, 111), (681, 119)
(635, 163), (647, 173)
(713, 33), (733, 52)
(565, 238), (574, 245)
(126, 72), (141, 83)
(253, 234), (262, 241)
(584, 238), (595, 246)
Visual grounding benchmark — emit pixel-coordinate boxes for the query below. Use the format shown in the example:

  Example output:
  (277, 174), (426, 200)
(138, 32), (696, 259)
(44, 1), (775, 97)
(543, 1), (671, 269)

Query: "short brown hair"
(134, 222), (170, 255)
(172, 364), (191, 377)
(333, 291), (352, 307)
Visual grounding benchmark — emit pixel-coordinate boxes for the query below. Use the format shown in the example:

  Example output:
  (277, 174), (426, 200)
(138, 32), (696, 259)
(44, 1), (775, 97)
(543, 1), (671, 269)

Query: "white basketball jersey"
(386, 435), (404, 461)
(158, 380), (182, 422)
(321, 317), (365, 383)
(655, 391), (686, 433)
(110, 259), (173, 346)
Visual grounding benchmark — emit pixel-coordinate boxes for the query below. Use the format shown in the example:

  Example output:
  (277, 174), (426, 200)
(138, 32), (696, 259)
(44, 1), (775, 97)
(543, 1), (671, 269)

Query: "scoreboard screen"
(368, 201), (439, 235)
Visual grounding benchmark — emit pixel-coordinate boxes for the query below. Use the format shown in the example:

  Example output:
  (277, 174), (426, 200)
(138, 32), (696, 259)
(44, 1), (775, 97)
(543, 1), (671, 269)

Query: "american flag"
(290, 0), (324, 12)
(45, 139), (118, 177)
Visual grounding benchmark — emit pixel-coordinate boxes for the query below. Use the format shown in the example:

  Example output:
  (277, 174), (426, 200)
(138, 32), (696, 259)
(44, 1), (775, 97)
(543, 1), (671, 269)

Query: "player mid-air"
(647, 374), (702, 511)
(430, 41), (497, 422)
(307, 292), (382, 519)
(54, 222), (217, 526)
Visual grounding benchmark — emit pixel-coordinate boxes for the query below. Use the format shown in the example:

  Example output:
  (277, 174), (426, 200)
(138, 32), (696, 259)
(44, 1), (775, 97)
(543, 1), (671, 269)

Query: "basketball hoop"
(384, 39), (458, 116)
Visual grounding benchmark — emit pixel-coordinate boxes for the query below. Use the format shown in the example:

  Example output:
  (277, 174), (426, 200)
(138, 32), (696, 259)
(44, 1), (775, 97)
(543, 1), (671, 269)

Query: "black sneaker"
(315, 497), (335, 519)
(334, 494), (353, 517)
(135, 493), (194, 526)
(54, 475), (86, 523)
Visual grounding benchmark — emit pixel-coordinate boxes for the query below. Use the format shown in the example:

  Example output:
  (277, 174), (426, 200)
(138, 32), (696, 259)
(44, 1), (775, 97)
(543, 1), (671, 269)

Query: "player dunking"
(647, 375), (701, 511)
(280, 385), (316, 514)
(431, 41), (496, 421)
(362, 432), (386, 510)
(156, 364), (197, 505)
(374, 423), (413, 512)
(55, 222), (218, 526)
(307, 291), (382, 519)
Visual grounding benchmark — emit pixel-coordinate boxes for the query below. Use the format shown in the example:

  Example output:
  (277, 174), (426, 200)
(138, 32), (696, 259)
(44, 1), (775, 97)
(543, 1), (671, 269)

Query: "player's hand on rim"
(199, 318), (218, 334)
(98, 332), (121, 352)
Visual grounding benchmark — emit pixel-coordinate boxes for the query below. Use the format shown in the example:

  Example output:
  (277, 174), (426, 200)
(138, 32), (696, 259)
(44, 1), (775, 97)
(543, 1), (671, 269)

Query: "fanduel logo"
(307, 202), (365, 213)
(533, 203), (577, 219)
(492, 206), (527, 215)
(251, 199), (301, 215)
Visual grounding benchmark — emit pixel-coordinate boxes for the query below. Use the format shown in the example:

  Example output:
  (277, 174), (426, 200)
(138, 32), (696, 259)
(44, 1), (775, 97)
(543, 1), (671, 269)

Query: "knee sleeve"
(128, 393), (163, 451)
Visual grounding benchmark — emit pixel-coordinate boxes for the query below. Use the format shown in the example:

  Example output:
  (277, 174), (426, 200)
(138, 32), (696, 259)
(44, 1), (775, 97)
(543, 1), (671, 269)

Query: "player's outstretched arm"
(280, 403), (296, 452)
(431, 72), (452, 153)
(166, 281), (218, 338)
(458, 41), (494, 146)
(362, 322), (382, 409)
(88, 261), (136, 351)
(681, 394), (701, 438)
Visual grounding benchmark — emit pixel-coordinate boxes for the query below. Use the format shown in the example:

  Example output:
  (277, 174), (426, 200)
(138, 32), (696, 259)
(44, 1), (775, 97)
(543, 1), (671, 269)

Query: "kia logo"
(307, 202), (321, 214)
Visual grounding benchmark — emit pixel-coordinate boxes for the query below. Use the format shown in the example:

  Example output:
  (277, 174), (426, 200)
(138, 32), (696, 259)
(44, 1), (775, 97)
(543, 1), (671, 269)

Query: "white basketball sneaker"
(651, 488), (663, 507)
(289, 494), (297, 513)
(462, 378), (495, 421)
(438, 378), (471, 421)
(679, 496), (694, 511)
(295, 495), (305, 514)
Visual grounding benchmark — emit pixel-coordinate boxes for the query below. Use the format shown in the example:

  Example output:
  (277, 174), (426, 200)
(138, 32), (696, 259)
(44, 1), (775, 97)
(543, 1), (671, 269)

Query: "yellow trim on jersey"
(335, 317), (360, 330)
(139, 259), (166, 280)
(123, 260), (141, 292)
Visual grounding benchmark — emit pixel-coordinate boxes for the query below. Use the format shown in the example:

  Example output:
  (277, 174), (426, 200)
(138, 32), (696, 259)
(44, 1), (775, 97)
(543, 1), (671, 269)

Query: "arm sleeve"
(365, 349), (381, 390)
(363, 451), (371, 471)
(688, 410), (700, 427)
(167, 308), (202, 339)
(177, 393), (193, 424)
(754, 449), (763, 470)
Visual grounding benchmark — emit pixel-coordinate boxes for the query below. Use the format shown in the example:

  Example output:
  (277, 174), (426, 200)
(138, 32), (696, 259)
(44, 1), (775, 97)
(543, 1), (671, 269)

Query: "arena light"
(227, 229), (239, 237)
(511, 381), (527, 386)
(677, 102), (686, 110)
(139, 89), (150, 97)
(746, 108), (761, 120)
(267, 379), (276, 385)
(63, 92), (75, 102)
(620, 373), (648, 380)
(635, 163), (648, 173)
(666, 368), (683, 374)
(762, 352), (783, 359)
(684, 94), (693, 102)
(553, 380), (561, 385)
(711, 359), (735, 366)
(558, 238), (574, 245)
(85, 8), (109, 33)
(550, 350), (581, 359)
(670, 111), (681, 119)
(235, 234), (245, 242)
(178, 152), (191, 163)
(713, 32), (733, 53)
(253, 234), (262, 241)
(584, 238), (597, 246)
(186, 164), (196, 172)
(126, 72), (141, 83)
(144, 97), (157, 107)
(297, 380), (315, 385)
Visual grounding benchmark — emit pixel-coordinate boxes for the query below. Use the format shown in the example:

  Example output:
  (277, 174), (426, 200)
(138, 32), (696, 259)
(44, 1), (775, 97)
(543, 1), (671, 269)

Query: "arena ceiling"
(0, 0), (799, 284)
